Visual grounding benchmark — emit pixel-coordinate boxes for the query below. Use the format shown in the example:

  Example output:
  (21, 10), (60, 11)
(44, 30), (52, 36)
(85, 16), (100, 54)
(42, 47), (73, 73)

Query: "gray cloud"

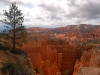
(66, 0), (100, 20)
(0, 0), (11, 5)
(47, 13), (61, 20)
(0, 11), (3, 16)
(35, 17), (43, 20)
(16, 2), (34, 8)
(24, 18), (30, 22)
(67, 0), (79, 7)
(38, 2), (63, 21)
(38, 2), (64, 13)
(0, 0), (34, 8)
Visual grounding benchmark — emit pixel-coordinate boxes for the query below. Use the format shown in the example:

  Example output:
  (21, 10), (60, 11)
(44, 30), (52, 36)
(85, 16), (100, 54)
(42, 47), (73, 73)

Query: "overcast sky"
(0, 0), (100, 28)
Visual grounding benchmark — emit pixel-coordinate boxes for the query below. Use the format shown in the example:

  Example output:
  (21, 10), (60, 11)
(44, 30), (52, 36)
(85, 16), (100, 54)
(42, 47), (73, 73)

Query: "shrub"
(10, 48), (29, 57)
(0, 43), (29, 57)
(40, 71), (45, 75)
(0, 61), (32, 75)
(63, 70), (70, 75)
(0, 43), (10, 51)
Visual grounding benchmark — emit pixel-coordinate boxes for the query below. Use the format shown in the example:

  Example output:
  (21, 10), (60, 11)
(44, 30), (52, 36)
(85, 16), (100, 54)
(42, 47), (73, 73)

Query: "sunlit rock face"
(73, 49), (100, 75)
(78, 67), (100, 75)
(23, 40), (93, 75)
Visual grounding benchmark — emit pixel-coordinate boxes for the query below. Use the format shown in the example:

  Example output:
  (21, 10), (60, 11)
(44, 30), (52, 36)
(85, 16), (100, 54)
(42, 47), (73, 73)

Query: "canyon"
(22, 24), (100, 75)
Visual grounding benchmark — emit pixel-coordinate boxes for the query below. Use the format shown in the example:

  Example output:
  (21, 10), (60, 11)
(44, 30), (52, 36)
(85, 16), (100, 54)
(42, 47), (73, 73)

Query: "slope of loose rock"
(0, 50), (34, 75)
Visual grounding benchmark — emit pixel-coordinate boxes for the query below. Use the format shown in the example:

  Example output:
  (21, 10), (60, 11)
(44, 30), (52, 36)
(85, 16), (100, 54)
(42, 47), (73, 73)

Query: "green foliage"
(93, 39), (99, 44)
(1, 2), (27, 49)
(87, 39), (100, 45)
(0, 62), (32, 75)
(10, 48), (29, 57)
(82, 42), (87, 46)
(63, 70), (70, 75)
(39, 69), (45, 75)
(0, 43), (10, 51)
(40, 71), (45, 75)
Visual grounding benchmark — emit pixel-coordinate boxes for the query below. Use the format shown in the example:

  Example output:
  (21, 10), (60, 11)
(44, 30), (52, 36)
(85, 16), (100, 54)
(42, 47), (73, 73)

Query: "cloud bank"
(0, 0), (100, 28)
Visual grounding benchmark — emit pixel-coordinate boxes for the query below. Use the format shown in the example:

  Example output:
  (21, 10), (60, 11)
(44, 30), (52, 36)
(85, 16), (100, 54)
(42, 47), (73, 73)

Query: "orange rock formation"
(23, 41), (62, 75)
(23, 40), (94, 75)
(73, 49), (100, 75)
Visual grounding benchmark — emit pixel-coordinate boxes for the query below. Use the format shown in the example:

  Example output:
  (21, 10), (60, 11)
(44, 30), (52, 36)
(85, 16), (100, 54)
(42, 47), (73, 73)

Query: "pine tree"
(1, 2), (27, 50)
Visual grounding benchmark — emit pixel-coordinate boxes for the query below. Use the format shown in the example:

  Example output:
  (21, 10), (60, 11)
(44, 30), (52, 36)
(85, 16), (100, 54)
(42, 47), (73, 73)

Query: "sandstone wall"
(24, 44), (62, 75)
(23, 41), (93, 75)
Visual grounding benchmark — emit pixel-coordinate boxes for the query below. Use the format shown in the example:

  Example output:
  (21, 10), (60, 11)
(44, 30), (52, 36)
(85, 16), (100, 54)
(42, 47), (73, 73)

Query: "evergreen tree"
(1, 2), (27, 50)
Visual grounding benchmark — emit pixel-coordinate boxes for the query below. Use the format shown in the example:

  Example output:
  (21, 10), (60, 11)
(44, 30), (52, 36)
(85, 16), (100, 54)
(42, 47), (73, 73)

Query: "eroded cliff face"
(23, 40), (94, 75)
(25, 44), (62, 75)
(73, 49), (100, 75)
